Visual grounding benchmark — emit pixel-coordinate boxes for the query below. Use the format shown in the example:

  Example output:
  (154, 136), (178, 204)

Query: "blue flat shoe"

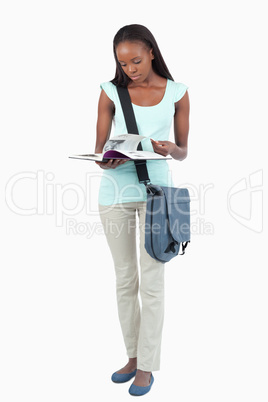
(129, 374), (154, 396)
(111, 369), (137, 383)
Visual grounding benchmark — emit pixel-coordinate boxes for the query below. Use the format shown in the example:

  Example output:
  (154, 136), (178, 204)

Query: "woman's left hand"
(151, 139), (177, 157)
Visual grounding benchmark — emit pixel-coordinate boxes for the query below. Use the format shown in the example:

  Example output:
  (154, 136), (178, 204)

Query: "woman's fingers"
(151, 139), (175, 156)
(108, 159), (128, 169)
(95, 159), (128, 169)
(151, 140), (168, 156)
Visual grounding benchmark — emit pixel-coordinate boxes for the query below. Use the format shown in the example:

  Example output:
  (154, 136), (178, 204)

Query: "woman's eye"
(119, 60), (141, 68)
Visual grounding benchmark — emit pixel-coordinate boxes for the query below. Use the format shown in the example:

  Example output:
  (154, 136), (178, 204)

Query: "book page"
(119, 151), (172, 160)
(69, 153), (104, 161)
(103, 134), (145, 153)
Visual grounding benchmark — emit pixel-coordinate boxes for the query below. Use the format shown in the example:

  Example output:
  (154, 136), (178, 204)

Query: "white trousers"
(98, 201), (165, 372)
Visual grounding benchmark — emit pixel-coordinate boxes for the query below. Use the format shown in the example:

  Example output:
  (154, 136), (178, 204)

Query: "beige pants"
(98, 201), (165, 372)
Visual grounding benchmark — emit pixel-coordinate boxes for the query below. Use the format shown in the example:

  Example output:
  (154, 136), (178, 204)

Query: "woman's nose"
(128, 64), (137, 73)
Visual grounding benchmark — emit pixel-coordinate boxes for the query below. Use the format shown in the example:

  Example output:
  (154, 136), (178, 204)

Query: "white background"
(1, 0), (267, 401)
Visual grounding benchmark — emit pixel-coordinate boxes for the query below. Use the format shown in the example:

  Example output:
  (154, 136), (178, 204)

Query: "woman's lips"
(131, 75), (141, 80)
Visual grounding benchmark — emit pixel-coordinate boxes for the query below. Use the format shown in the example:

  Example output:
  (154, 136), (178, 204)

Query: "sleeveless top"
(98, 79), (188, 206)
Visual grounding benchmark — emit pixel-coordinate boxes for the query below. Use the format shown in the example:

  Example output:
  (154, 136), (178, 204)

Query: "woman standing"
(95, 24), (190, 396)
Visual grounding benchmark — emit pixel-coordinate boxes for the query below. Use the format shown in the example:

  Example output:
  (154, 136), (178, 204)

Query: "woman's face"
(116, 41), (154, 83)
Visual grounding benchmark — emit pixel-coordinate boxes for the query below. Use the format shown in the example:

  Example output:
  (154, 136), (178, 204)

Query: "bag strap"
(117, 86), (150, 185)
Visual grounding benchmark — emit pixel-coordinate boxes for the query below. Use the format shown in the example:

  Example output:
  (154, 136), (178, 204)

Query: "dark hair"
(111, 24), (174, 87)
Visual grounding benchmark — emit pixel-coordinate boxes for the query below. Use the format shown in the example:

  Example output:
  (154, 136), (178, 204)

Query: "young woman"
(95, 24), (190, 396)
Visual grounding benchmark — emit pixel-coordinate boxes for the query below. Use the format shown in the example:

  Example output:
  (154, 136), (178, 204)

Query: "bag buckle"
(146, 184), (163, 196)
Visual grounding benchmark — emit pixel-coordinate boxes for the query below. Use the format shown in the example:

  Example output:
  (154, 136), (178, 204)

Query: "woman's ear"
(150, 48), (154, 60)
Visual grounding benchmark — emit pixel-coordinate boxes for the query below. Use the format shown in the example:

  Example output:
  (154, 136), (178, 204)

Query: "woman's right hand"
(95, 159), (128, 169)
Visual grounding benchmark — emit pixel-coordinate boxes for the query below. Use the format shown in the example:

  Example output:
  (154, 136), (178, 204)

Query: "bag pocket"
(161, 186), (191, 244)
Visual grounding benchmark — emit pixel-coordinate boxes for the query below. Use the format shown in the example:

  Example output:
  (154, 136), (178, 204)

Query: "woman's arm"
(95, 89), (114, 153)
(95, 90), (127, 169)
(151, 90), (190, 160)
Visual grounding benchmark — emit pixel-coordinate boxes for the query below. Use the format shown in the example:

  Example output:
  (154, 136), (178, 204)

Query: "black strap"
(117, 86), (150, 185)
(179, 241), (190, 255)
(117, 86), (139, 135)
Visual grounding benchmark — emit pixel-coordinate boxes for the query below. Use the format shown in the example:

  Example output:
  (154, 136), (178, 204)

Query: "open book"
(69, 134), (171, 162)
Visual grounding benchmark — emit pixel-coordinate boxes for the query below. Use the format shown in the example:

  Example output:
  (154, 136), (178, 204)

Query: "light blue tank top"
(98, 79), (188, 205)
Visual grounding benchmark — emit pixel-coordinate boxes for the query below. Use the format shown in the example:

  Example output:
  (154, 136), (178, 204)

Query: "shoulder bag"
(117, 86), (191, 263)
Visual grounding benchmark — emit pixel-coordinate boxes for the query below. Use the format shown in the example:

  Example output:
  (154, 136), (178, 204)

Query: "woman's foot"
(132, 369), (152, 387)
(116, 357), (137, 374)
